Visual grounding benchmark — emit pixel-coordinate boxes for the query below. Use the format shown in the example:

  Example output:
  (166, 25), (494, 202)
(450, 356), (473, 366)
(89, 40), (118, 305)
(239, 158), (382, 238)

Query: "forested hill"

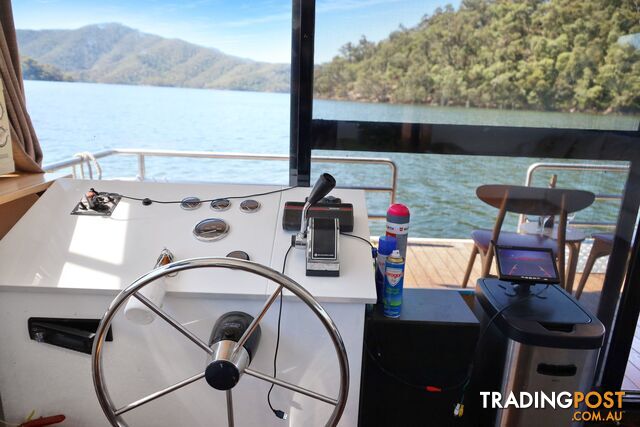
(314, 0), (640, 113)
(17, 23), (290, 92)
(21, 57), (71, 82)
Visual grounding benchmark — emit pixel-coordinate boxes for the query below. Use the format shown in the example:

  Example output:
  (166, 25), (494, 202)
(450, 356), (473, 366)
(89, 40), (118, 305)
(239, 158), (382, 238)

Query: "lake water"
(24, 80), (633, 237)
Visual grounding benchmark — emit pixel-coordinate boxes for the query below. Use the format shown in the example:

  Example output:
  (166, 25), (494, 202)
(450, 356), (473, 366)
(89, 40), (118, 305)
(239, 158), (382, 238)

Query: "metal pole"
(137, 154), (146, 180)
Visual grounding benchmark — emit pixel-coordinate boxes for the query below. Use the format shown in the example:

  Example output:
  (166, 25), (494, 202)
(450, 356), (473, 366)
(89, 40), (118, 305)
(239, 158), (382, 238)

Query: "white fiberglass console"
(0, 178), (375, 426)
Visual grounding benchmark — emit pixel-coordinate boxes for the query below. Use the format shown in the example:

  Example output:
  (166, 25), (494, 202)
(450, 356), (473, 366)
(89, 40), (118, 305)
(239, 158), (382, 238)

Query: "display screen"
(495, 246), (559, 283)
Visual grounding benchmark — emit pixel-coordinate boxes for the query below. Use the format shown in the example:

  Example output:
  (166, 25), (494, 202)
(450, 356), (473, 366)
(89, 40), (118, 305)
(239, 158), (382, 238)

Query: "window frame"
(289, 0), (640, 394)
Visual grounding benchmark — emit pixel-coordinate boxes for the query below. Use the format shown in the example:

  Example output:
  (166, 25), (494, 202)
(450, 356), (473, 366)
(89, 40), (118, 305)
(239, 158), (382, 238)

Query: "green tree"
(21, 57), (71, 82)
(314, 0), (640, 114)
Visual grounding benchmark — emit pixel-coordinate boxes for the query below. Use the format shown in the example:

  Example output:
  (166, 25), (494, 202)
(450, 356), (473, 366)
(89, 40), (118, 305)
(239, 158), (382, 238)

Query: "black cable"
(454, 284), (551, 413)
(340, 232), (375, 249)
(467, 284), (550, 375)
(96, 185), (299, 205)
(364, 339), (469, 393)
(267, 243), (294, 420)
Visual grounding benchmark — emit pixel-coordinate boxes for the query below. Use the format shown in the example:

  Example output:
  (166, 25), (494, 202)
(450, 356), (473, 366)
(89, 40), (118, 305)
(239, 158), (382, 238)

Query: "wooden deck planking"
(398, 238), (638, 390)
(623, 363), (640, 390)
(626, 348), (640, 377)
(406, 245), (443, 285)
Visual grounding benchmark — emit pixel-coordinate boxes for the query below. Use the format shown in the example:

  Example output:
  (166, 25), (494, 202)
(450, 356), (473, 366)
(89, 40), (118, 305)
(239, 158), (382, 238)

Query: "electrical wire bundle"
(92, 186), (299, 207)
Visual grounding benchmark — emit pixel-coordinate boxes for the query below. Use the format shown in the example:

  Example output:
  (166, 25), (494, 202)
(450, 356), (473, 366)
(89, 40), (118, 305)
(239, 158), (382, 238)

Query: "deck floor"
(400, 239), (638, 390)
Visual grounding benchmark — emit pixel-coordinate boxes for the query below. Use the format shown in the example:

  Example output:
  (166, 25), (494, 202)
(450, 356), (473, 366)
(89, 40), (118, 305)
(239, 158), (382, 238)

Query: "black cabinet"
(359, 289), (479, 427)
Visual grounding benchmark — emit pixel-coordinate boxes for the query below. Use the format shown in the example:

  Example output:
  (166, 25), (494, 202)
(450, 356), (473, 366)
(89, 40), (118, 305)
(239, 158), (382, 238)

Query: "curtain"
(0, 0), (43, 173)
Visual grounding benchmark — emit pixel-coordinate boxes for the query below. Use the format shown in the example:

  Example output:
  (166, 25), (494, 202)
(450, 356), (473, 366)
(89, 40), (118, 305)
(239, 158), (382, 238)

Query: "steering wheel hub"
(205, 340), (250, 390)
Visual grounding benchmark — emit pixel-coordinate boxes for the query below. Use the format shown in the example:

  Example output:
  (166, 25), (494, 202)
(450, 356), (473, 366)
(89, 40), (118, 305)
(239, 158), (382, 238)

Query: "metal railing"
(519, 162), (630, 229)
(43, 148), (398, 220)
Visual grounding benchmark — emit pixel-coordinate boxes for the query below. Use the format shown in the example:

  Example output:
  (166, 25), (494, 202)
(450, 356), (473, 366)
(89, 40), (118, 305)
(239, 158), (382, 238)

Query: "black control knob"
(307, 173), (336, 206)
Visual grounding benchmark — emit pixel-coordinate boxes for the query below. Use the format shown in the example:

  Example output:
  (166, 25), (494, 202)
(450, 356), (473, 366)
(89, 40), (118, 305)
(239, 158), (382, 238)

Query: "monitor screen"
(495, 246), (560, 284)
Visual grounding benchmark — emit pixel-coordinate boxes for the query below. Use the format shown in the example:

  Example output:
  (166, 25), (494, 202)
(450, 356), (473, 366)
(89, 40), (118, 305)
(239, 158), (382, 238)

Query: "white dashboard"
(0, 178), (375, 427)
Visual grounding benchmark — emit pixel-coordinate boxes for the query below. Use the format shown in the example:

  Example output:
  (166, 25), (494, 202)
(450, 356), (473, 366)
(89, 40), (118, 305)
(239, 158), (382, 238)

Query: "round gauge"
(226, 250), (250, 261)
(180, 197), (202, 210)
(239, 199), (261, 213)
(210, 198), (231, 211)
(193, 218), (230, 242)
(0, 127), (8, 148)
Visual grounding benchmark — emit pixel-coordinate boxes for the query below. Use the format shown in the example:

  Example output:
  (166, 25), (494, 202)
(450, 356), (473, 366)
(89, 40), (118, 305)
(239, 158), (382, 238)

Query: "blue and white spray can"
(375, 235), (397, 303)
(383, 249), (405, 318)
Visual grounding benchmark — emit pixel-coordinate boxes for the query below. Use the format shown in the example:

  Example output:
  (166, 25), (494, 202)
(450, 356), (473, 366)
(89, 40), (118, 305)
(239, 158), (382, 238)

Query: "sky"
(12, 0), (459, 63)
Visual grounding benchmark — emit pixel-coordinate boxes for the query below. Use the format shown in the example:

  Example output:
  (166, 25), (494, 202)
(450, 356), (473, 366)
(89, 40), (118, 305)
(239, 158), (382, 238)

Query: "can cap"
(378, 236), (397, 255)
(387, 203), (410, 218)
(390, 249), (401, 258)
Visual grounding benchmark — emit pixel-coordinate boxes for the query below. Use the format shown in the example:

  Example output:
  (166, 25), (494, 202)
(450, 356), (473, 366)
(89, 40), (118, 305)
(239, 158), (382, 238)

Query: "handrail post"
(519, 163), (541, 226)
(520, 162), (629, 231)
(87, 158), (94, 180)
(389, 160), (398, 204)
(137, 154), (146, 181)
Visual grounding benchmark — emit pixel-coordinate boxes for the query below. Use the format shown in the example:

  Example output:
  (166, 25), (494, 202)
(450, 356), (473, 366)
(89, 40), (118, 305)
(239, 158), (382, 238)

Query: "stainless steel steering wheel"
(91, 257), (349, 427)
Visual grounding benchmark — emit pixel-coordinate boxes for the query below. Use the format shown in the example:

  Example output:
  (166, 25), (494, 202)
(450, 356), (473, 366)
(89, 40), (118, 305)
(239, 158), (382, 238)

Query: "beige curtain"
(0, 0), (43, 173)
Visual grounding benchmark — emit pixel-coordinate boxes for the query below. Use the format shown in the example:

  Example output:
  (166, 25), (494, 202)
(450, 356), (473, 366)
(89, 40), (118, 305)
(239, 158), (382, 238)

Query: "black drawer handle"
(537, 363), (577, 377)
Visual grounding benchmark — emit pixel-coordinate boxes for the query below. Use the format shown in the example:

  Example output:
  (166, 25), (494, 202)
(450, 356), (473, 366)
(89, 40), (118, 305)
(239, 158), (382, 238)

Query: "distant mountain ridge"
(17, 23), (290, 92)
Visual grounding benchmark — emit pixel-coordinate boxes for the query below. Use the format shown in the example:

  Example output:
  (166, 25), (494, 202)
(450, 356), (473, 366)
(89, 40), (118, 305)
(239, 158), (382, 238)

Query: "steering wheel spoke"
(231, 285), (283, 360)
(244, 368), (338, 406)
(133, 292), (214, 356)
(115, 371), (206, 416)
(226, 390), (235, 427)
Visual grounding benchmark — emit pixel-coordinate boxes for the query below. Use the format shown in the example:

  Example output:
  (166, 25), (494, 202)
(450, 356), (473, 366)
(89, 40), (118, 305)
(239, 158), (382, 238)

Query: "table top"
(519, 221), (586, 242)
(369, 289), (478, 325)
(0, 172), (58, 205)
(0, 178), (376, 304)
